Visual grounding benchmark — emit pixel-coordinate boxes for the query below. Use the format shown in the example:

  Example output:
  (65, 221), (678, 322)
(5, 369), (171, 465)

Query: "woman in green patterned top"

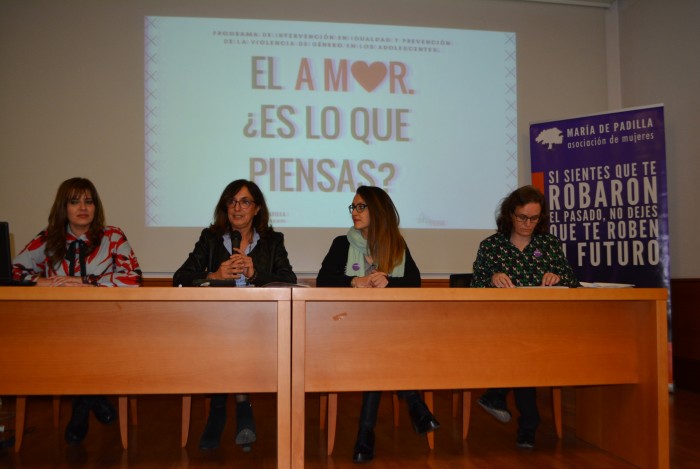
(471, 185), (579, 449)
(471, 185), (578, 288)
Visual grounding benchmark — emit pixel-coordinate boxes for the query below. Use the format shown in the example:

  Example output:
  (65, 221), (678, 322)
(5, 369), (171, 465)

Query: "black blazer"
(316, 235), (420, 288)
(173, 228), (297, 287)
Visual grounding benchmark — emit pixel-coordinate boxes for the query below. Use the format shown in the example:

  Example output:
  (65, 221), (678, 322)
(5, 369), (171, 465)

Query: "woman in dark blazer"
(173, 179), (296, 451)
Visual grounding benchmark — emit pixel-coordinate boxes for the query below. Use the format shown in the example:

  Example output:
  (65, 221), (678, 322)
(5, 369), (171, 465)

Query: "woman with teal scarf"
(316, 185), (440, 463)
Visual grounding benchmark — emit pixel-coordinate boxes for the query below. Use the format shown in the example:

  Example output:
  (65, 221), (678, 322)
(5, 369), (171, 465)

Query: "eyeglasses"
(513, 213), (541, 224)
(227, 198), (255, 210)
(348, 203), (368, 214)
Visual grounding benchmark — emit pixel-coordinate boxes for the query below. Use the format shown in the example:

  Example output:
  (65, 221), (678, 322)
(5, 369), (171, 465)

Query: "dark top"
(316, 235), (420, 288)
(173, 228), (296, 287)
(470, 232), (579, 288)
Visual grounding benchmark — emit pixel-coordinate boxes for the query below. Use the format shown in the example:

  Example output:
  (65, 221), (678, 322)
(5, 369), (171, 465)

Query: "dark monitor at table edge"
(0, 221), (35, 286)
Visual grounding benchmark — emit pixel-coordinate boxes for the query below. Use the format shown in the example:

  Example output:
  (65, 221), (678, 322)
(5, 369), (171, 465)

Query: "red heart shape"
(351, 61), (387, 92)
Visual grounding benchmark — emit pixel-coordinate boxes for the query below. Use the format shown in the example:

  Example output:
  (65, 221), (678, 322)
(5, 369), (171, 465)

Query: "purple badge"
(533, 249), (542, 258)
(352, 262), (360, 271)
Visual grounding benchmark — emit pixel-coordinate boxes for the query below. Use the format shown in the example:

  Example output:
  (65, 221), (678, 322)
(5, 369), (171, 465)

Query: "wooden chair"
(13, 395), (137, 452)
(181, 395), (211, 447)
(448, 273), (562, 439)
(320, 391), (435, 455)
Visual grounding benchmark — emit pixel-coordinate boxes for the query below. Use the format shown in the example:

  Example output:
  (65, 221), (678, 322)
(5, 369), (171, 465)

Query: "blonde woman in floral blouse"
(470, 185), (578, 449)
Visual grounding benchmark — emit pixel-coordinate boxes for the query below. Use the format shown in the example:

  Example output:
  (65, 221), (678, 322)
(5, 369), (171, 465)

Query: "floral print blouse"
(12, 226), (142, 287)
(471, 232), (579, 288)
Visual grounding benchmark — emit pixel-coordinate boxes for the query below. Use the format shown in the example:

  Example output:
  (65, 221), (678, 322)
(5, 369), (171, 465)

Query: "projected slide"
(145, 17), (516, 229)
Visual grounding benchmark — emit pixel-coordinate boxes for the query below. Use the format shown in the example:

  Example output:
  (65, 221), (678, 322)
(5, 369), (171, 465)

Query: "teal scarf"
(345, 228), (405, 277)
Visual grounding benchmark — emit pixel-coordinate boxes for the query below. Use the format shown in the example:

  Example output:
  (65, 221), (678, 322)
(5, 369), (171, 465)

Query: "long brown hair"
(46, 178), (105, 267)
(356, 186), (406, 273)
(495, 185), (549, 236)
(210, 179), (271, 236)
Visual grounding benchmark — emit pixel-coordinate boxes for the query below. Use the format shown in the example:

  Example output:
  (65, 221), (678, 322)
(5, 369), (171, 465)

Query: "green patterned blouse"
(470, 232), (579, 288)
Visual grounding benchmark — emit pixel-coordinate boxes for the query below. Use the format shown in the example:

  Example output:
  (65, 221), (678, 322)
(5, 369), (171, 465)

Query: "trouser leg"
(401, 390), (440, 435)
(235, 393), (256, 450)
(358, 391), (382, 430)
(65, 396), (92, 445)
(352, 391), (381, 462)
(199, 393), (227, 450)
(477, 388), (513, 423)
(482, 388), (510, 408)
(513, 387), (540, 433)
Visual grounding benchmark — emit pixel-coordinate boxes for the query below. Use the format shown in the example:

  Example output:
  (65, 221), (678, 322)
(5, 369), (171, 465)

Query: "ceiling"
(516, 0), (615, 8)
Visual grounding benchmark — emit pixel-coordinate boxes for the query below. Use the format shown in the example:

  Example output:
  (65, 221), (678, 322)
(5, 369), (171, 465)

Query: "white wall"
(1, 0), (642, 277)
(616, 0), (700, 279)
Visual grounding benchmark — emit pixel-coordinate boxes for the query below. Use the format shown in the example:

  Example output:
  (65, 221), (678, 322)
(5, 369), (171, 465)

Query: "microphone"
(231, 231), (242, 251)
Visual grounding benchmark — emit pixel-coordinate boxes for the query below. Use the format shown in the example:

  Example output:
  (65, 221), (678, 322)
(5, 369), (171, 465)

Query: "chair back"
(449, 273), (473, 288)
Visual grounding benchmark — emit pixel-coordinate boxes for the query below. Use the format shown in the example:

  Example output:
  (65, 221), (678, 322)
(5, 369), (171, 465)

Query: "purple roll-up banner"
(530, 105), (669, 290)
(530, 105), (673, 380)
(530, 105), (674, 384)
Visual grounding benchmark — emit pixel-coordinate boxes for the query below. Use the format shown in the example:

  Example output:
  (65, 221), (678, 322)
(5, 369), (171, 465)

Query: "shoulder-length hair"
(210, 179), (271, 236)
(46, 177), (106, 267)
(356, 185), (406, 273)
(495, 185), (549, 236)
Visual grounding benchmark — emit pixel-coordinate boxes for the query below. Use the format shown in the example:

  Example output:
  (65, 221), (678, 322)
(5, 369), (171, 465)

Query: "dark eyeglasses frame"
(513, 213), (540, 223)
(227, 198), (255, 210)
(348, 203), (368, 214)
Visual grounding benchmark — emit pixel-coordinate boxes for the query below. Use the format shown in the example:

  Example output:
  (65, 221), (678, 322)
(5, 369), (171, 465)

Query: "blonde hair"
(356, 186), (405, 273)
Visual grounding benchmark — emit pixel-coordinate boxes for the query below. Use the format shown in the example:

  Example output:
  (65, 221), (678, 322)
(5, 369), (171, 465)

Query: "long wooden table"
(0, 287), (669, 468)
(291, 288), (669, 469)
(0, 287), (291, 467)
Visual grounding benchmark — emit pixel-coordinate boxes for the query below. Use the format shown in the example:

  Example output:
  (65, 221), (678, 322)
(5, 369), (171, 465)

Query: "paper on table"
(579, 282), (635, 288)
